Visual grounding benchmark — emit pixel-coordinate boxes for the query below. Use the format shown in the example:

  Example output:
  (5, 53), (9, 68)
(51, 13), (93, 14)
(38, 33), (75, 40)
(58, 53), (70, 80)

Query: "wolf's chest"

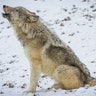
(24, 45), (41, 60)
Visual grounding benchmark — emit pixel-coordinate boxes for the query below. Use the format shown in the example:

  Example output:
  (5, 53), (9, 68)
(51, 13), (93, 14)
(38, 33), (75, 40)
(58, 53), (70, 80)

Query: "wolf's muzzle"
(2, 5), (10, 18)
(3, 5), (6, 8)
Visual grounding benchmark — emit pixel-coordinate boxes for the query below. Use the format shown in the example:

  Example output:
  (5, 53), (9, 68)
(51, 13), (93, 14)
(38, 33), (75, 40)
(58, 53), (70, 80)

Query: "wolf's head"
(2, 5), (39, 24)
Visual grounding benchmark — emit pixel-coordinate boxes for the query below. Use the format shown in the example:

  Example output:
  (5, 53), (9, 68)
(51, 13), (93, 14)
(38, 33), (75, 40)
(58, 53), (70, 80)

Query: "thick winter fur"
(2, 5), (96, 92)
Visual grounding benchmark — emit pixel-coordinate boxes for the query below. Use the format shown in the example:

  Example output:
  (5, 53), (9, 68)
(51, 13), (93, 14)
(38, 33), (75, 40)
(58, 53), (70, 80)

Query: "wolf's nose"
(3, 5), (7, 8)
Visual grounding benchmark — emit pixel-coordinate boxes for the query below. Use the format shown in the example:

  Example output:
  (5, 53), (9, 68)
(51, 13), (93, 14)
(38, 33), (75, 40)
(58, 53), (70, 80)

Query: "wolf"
(2, 5), (96, 93)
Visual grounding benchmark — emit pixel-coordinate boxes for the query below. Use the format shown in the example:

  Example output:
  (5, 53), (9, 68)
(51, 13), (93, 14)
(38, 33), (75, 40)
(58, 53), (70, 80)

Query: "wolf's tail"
(87, 77), (96, 86)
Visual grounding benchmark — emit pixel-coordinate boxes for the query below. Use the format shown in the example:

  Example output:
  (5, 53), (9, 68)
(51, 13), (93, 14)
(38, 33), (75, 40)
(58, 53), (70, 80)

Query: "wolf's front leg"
(27, 59), (41, 93)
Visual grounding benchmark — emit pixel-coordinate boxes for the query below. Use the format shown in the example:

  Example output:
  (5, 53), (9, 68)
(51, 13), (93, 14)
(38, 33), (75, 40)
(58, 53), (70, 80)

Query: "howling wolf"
(2, 5), (96, 93)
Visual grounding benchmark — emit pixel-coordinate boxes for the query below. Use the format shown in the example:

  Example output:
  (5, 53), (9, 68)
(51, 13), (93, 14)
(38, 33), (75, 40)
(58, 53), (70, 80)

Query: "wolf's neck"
(12, 20), (64, 47)
(12, 21), (48, 47)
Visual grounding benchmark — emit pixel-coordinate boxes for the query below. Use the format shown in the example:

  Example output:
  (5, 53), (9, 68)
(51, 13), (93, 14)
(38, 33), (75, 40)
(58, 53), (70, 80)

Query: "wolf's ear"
(26, 13), (39, 23)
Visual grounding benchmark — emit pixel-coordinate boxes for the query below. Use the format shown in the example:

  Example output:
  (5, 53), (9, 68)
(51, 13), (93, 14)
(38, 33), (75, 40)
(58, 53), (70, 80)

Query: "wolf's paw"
(24, 89), (36, 94)
(52, 83), (64, 89)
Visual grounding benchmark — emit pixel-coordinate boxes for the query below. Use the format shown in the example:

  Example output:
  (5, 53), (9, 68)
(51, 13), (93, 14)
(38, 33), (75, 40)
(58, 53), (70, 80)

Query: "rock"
(0, 91), (4, 94)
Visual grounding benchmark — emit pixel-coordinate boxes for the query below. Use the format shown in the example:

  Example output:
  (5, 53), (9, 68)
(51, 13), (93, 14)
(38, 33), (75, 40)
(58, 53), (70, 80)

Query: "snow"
(0, 0), (96, 96)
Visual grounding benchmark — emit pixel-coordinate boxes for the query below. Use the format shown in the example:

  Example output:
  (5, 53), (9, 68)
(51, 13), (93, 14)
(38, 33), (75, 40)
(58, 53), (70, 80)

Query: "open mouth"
(2, 13), (10, 18)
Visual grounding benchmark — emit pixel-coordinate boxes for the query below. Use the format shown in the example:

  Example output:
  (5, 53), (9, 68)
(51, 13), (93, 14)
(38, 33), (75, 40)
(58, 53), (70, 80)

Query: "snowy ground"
(0, 0), (96, 96)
